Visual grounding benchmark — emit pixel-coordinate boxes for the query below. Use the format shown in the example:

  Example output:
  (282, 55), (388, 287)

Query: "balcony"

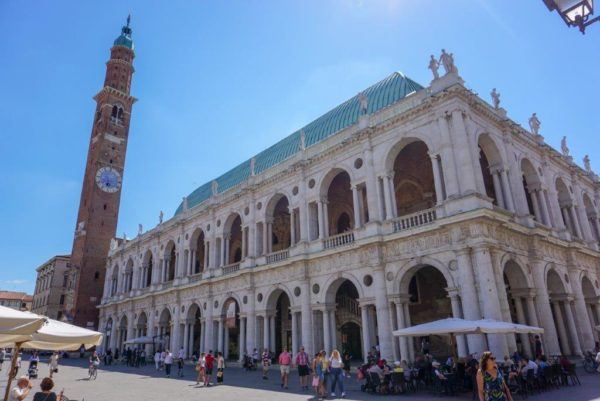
(266, 249), (289, 264)
(391, 208), (436, 233)
(222, 263), (240, 276)
(323, 231), (355, 250)
(188, 273), (203, 283)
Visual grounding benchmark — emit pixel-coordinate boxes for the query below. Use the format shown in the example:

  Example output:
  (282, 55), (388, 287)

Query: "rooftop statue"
(428, 55), (440, 80)
(583, 155), (591, 172)
(528, 113), (541, 135)
(250, 157), (256, 176)
(439, 49), (458, 74)
(159, 210), (164, 224)
(138, 224), (143, 236)
(561, 136), (570, 157)
(211, 180), (219, 196)
(490, 88), (500, 109)
(300, 130), (306, 151)
(358, 92), (368, 116)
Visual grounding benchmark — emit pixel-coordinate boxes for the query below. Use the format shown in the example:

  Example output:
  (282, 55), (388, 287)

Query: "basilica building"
(98, 52), (600, 363)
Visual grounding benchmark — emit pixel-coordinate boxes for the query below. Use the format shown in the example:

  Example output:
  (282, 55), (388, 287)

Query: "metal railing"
(222, 263), (240, 276)
(266, 249), (289, 264)
(392, 208), (436, 233)
(323, 231), (355, 250)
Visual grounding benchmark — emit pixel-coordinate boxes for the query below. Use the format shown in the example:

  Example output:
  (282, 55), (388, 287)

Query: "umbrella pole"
(3, 343), (22, 401)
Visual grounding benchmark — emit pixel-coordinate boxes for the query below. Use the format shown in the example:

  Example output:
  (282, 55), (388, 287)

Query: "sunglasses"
(490, 357), (496, 361)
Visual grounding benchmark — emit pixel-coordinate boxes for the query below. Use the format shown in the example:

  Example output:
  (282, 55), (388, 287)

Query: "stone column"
(472, 245), (508, 357)
(530, 262), (561, 355)
(289, 210), (296, 245)
(246, 292), (256, 356)
(430, 153), (444, 204)
(435, 116), (460, 198)
(569, 206), (583, 238)
(491, 171), (505, 209)
(552, 301), (571, 355)
(204, 305), (214, 353)
(569, 272), (595, 352)
(224, 326), (230, 359)
(586, 304), (598, 342)
(448, 292), (468, 357)
(241, 227), (247, 258)
(224, 234), (230, 265)
(291, 312), (298, 355)
(263, 314), (270, 351)
(322, 309), (331, 352)
(455, 248), (485, 353)
(530, 189), (542, 223)
(382, 174), (396, 219)
(538, 190), (551, 226)
(317, 201), (325, 239)
(269, 315), (276, 351)
(199, 319), (205, 353)
(329, 309), (337, 350)
(362, 142), (383, 222)
(360, 304), (371, 363)
(322, 201), (330, 237)
(513, 297), (532, 357)
(374, 268), (393, 360)
(393, 298), (410, 361)
(217, 318), (224, 353)
(500, 169), (515, 212)
(239, 317), (246, 361)
(563, 300), (583, 356)
(351, 185), (362, 228)
(182, 321), (190, 358)
(301, 282), (313, 356)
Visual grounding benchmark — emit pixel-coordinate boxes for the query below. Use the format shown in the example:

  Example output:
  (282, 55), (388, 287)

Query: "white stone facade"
(98, 68), (600, 363)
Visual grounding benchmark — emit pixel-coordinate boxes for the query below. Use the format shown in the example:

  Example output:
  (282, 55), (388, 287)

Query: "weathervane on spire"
(127, 14), (131, 27)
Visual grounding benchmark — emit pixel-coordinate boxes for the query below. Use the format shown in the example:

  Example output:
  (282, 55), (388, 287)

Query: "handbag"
(312, 376), (320, 387)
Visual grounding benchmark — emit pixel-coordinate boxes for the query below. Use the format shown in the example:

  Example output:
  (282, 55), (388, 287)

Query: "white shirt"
(178, 349), (185, 359)
(164, 353), (173, 364)
(329, 356), (343, 369)
(8, 387), (24, 401)
(154, 352), (161, 362)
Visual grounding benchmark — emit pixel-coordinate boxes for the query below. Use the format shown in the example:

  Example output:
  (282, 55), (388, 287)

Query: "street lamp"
(543, 0), (599, 33)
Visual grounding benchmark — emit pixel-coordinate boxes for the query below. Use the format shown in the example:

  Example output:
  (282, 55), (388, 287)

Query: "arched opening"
(335, 281), (362, 360)
(191, 229), (206, 274)
(583, 194), (600, 242)
(186, 303), (203, 357)
(503, 260), (534, 357)
(143, 251), (153, 288)
(104, 318), (113, 352)
(547, 269), (574, 355)
(137, 312), (148, 339)
(392, 141), (436, 216)
(268, 195), (291, 253)
(124, 259), (133, 292)
(403, 265), (452, 357)
(110, 265), (119, 296)
(158, 308), (172, 351)
(581, 276), (599, 342)
(164, 241), (177, 281)
(326, 171), (354, 235)
(521, 159), (544, 223)
(118, 315), (128, 351)
(225, 214), (243, 264)
(221, 298), (240, 360)
(555, 178), (578, 238)
(274, 291), (292, 353)
(478, 134), (503, 206)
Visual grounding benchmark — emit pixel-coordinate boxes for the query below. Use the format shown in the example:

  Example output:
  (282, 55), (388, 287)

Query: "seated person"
(520, 357), (538, 378)
(536, 355), (549, 369)
(503, 355), (514, 368)
(368, 362), (384, 380)
(393, 361), (403, 373)
(8, 377), (32, 401)
(32, 377), (62, 401)
(559, 355), (572, 371)
(432, 361), (454, 395)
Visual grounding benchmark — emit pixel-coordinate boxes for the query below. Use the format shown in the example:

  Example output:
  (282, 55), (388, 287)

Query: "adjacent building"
(0, 291), (33, 311)
(31, 255), (71, 319)
(98, 52), (600, 361)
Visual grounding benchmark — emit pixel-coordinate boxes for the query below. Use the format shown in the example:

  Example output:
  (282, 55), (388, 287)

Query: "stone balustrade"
(323, 231), (355, 250)
(391, 208), (436, 233)
(266, 249), (289, 264)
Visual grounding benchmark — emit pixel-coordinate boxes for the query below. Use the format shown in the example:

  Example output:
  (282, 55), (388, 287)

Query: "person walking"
(164, 349), (173, 377)
(252, 348), (259, 368)
(261, 348), (271, 380)
(0, 348), (6, 371)
(154, 351), (161, 370)
(329, 349), (345, 398)
(196, 352), (206, 385)
(278, 348), (292, 389)
(177, 347), (185, 377)
(140, 349), (146, 366)
(216, 352), (225, 384)
(477, 351), (512, 401)
(160, 350), (166, 370)
(320, 351), (330, 397)
(295, 346), (310, 390)
(204, 350), (215, 387)
(342, 350), (351, 378)
(48, 352), (59, 379)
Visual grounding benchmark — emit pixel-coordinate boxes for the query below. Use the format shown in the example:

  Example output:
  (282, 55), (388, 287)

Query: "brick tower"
(65, 16), (136, 329)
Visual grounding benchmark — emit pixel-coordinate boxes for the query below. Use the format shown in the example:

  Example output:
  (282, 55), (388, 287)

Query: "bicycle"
(88, 363), (98, 380)
(583, 353), (598, 373)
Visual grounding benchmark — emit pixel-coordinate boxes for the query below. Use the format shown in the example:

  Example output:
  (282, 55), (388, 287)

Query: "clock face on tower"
(95, 167), (122, 193)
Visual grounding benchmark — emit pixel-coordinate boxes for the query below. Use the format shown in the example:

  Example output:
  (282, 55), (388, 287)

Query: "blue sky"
(1, 1), (599, 294)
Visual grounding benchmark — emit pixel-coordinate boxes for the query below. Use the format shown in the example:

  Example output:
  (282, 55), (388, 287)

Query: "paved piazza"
(1, 358), (599, 401)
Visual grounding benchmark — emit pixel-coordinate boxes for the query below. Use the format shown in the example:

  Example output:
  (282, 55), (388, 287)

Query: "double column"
(490, 166), (515, 212)
(380, 172), (397, 220)
(317, 199), (329, 239)
(392, 296), (412, 360)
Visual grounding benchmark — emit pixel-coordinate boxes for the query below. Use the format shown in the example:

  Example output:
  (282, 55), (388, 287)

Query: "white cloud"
(3, 280), (27, 285)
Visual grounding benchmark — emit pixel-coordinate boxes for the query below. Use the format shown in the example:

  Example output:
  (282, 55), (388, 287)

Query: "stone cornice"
(93, 86), (137, 104)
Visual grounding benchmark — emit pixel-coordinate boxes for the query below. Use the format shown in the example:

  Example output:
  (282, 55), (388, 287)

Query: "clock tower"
(65, 17), (137, 329)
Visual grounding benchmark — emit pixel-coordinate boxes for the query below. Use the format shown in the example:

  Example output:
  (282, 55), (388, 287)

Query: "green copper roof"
(114, 16), (134, 50)
(174, 71), (423, 216)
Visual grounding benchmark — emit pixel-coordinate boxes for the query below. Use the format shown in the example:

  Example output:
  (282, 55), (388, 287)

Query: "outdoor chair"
(524, 370), (539, 395)
(564, 364), (580, 386)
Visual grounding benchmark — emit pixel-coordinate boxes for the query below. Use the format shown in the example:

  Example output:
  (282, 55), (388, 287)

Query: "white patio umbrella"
(1, 317), (102, 401)
(123, 335), (155, 345)
(393, 317), (543, 362)
(0, 305), (46, 339)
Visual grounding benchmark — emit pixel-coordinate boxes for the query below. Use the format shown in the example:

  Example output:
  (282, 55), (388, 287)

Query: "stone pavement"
(1, 358), (600, 401)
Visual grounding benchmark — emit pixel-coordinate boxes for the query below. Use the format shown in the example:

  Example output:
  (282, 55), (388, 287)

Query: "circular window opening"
(294, 287), (301, 297)
(244, 206), (250, 215)
(312, 284), (320, 294)
(257, 293), (263, 302)
(292, 186), (299, 196)
(308, 179), (316, 189)
(363, 274), (373, 287)
(354, 158), (363, 169)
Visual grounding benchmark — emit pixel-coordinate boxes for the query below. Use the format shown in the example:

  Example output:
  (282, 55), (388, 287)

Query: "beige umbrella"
(1, 316), (103, 401)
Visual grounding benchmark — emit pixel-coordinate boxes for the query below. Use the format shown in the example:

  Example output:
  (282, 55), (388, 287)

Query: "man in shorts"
(295, 346), (310, 390)
(278, 348), (292, 389)
(204, 350), (215, 387)
(261, 348), (271, 379)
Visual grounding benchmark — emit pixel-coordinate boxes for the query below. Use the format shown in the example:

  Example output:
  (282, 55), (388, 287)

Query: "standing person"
(311, 353), (321, 399)
(531, 335), (543, 359)
(342, 350), (351, 378)
(320, 351), (330, 399)
(252, 348), (259, 368)
(164, 349), (173, 377)
(195, 352), (206, 385)
(140, 349), (146, 367)
(204, 350), (215, 387)
(154, 350), (161, 370)
(477, 351), (512, 401)
(32, 377), (63, 401)
(0, 348), (6, 371)
(106, 348), (112, 365)
(160, 350), (166, 370)
(261, 348), (271, 380)
(295, 346), (310, 390)
(49, 352), (59, 379)
(8, 376), (32, 401)
(278, 347), (292, 389)
(216, 352), (225, 384)
(177, 347), (185, 377)
(329, 349), (345, 398)
(315, 352), (326, 400)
